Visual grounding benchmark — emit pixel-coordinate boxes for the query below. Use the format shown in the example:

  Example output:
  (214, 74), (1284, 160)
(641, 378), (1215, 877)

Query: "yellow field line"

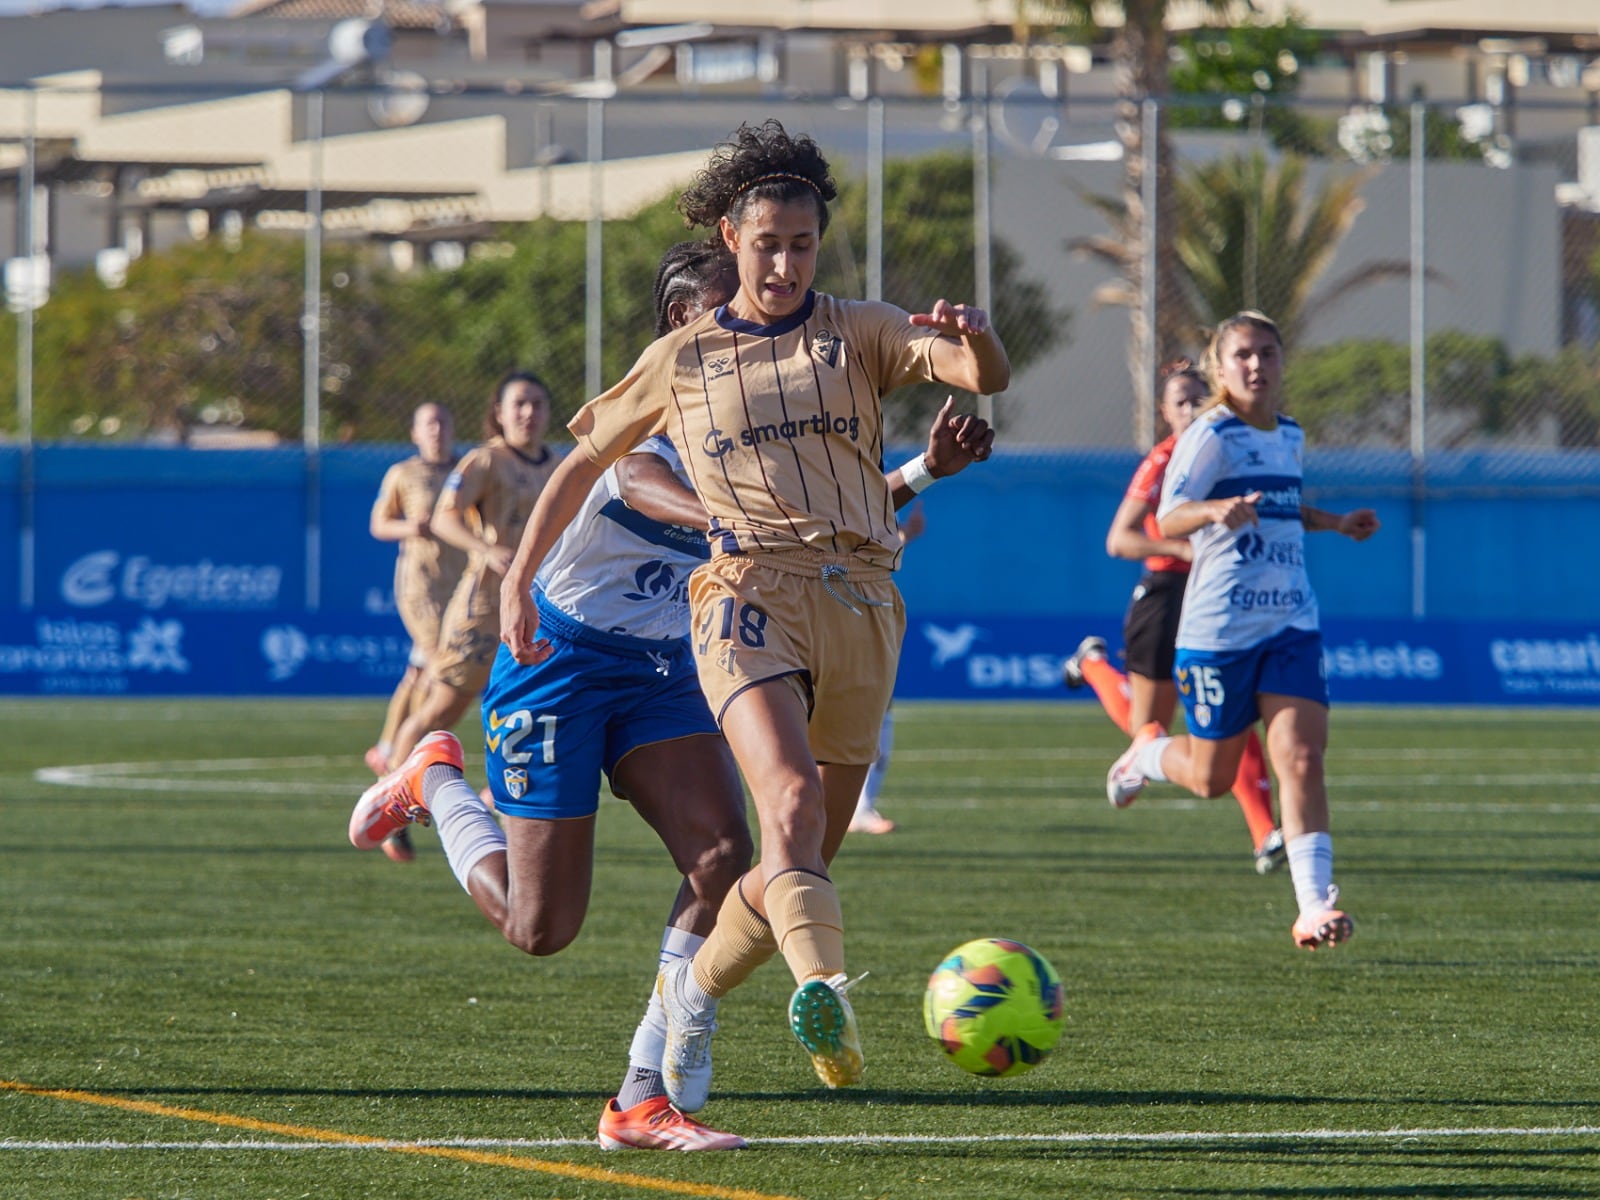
(1, 1078), (797, 1200)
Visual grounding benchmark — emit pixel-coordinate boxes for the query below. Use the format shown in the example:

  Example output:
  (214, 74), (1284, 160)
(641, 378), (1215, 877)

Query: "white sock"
(1287, 831), (1335, 915)
(1135, 736), (1171, 782)
(627, 927), (710, 1073)
(428, 779), (506, 893)
(855, 710), (895, 816)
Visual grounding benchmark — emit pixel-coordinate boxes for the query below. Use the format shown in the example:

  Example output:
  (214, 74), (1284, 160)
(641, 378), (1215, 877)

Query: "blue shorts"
(1173, 626), (1328, 740)
(480, 600), (718, 820)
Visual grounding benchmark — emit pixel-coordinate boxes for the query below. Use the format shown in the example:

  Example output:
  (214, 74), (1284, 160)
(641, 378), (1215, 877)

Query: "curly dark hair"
(652, 238), (736, 337)
(677, 118), (838, 236)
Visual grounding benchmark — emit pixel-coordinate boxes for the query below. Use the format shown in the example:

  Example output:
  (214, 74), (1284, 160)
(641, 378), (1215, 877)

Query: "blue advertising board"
(894, 613), (1600, 707)
(2, 606), (1597, 705)
(5, 445), (1600, 701)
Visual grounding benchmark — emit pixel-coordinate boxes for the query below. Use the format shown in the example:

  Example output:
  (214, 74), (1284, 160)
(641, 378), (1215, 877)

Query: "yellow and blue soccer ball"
(923, 937), (1066, 1077)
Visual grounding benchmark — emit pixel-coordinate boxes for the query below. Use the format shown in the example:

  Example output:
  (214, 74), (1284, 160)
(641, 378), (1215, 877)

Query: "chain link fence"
(3, 81), (1599, 460)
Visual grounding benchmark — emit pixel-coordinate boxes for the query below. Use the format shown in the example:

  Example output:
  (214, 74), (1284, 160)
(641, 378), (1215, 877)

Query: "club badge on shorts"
(502, 767), (528, 800)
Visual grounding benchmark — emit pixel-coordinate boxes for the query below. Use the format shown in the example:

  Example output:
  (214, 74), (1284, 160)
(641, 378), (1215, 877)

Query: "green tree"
(824, 152), (1070, 439)
(3, 150), (1067, 444)
(1287, 332), (1600, 449)
(0, 234), (397, 441)
(1171, 150), (1418, 347)
(1018, 0), (1240, 444)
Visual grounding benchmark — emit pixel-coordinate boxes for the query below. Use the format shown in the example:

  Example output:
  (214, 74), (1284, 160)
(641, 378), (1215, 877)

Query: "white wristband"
(897, 453), (936, 494)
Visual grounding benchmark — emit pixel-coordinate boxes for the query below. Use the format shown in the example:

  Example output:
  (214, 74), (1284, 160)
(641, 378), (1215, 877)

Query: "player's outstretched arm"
(499, 450), (607, 665)
(911, 299), (1011, 396)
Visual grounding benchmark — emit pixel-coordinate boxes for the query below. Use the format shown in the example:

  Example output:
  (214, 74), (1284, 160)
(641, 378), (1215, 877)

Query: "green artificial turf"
(2, 698), (1596, 1198)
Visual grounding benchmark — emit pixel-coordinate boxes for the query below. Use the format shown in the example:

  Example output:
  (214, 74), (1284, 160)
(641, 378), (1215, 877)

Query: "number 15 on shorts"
(1182, 664), (1226, 706)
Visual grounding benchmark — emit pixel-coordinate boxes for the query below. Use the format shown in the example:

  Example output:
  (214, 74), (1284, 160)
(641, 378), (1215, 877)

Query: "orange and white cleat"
(349, 731), (463, 851)
(1292, 886), (1354, 950)
(363, 744), (389, 776)
(1106, 721), (1165, 809)
(596, 1096), (746, 1151)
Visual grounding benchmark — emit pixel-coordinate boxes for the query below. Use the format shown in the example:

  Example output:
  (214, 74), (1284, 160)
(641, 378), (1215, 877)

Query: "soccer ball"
(923, 937), (1065, 1077)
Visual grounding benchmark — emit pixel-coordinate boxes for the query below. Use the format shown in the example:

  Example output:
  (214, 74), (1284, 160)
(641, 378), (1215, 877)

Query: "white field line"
(35, 756), (360, 794)
(894, 746), (1600, 763)
(31, 752), (1600, 807)
(4, 1125), (1599, 1152)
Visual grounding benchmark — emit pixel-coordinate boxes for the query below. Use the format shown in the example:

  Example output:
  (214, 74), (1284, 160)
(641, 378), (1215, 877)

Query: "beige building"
(2, 0), (1597, 443)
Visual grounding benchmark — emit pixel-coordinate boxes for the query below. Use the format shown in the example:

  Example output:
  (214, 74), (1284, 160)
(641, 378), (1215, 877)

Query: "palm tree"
(1170, 150), (1418, 347)
(1015, 0), (1237, 445)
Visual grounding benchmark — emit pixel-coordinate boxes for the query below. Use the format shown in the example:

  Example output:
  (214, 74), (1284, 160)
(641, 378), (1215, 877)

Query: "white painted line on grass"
(35, 756), (360, 794)
(6, 1125), (1599, 1152)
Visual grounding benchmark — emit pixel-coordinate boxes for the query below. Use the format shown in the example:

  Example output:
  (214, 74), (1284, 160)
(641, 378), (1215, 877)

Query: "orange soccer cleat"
(348, 731), (463, 851)
(596, 1096), (746, 1151)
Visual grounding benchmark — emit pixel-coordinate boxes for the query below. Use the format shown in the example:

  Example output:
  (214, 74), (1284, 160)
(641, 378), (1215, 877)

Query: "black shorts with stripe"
(1122, 569), (1187, 681)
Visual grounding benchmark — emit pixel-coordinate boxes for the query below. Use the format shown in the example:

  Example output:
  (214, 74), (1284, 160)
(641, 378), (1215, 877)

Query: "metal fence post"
(584, 80), (608, 404)
(1137, 98), (1159, 452)
(17, 85), (37, 609)
(1409, 100), (1428, 619)
(866, 97), (883, 303)
(302, 89), (325, 611)
(971, 58), (993, 426)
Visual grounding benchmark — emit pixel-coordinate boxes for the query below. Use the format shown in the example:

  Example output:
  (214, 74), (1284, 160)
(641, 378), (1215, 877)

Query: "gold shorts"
(689, 551), (905, 766)
(395, 566), (455, 666)
(430, 566), (501, 694)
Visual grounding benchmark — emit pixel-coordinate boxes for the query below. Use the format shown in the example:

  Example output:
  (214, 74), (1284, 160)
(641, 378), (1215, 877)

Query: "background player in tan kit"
(365, 402), (466, 795)
(500, 118), (1009, 1108)
(379, 372), (557, 859)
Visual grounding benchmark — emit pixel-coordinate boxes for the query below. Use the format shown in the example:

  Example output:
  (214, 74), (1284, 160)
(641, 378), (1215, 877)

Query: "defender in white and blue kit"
(482, 434), (718, 821)
(1105, 311), (1381, 951)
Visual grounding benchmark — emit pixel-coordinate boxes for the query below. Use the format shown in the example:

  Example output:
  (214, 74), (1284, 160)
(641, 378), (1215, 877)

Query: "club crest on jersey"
(502, 767), (528, 800)
(812, 330), (842, 368)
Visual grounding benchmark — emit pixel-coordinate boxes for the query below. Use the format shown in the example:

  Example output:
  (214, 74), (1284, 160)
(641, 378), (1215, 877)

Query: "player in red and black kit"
(1063, 358), (1285, 873)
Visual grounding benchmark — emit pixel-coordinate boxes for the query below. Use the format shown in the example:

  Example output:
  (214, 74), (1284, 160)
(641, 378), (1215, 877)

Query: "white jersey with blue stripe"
(534, 435), (709, 643)
(1159, 406), (1319, 652)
